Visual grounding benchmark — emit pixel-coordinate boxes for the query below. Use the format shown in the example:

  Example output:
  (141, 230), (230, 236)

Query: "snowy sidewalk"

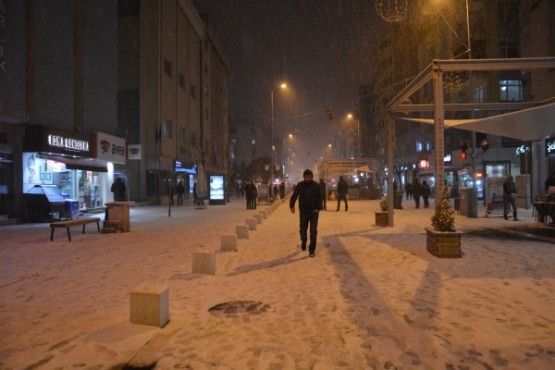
(0, 198), (554, 369)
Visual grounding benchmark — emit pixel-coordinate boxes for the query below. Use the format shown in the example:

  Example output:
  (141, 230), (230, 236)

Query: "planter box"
(425, 227), (462, 258)
(375, 211), (389, 226)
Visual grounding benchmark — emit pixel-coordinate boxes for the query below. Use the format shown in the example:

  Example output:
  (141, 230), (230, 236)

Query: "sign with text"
(127, 144), (142, 160)
(94, 132), (126, 164)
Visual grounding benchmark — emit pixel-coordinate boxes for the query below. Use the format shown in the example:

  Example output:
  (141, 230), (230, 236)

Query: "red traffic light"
(460, 151), (467, 160)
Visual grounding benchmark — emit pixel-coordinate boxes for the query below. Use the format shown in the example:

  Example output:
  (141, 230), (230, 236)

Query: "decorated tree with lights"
(431, 186), (455, 232)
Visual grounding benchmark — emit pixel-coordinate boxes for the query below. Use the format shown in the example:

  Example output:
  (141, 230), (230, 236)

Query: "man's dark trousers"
(299, 211), (319, 254)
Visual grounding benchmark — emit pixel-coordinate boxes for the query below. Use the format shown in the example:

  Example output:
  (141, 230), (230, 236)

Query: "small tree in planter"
(380, 197), (388, 212)
(375, 197), (389, 226)
(426, 186), (462, 257)
(431, 187), (455, 231)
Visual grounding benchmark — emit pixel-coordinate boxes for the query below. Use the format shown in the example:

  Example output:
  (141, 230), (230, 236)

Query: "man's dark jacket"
(337, 179), (348, 196)
(290, 180), (322, 213)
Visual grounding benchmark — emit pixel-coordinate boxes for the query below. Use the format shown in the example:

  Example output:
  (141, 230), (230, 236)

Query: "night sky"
(194, 0), (384, 174)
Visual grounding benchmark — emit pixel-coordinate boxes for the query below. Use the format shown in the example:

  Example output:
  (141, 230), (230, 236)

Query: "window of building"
(190, 85), (196, 99)
(162, 120), (172, 138)
(178, 74), (185, 89)
(179, 127), (186, 143)
(499, 38), (520, 58)
(499, 80), (522, 101)
(164, 59), (173, 78)
(190, 133), (197, 147)
(474, 84), (485, 103)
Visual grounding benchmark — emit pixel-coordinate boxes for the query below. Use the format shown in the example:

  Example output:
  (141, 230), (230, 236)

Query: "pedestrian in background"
(503, 175), (518, 221)
(167, 180), (175, 206)
(193, 182), (198, 205)
(290, 169), (322, 257)
(412, 178), (422, 209)
(336, 176), (348, 211)
(176, 180), (185, 206)
(405, 181), (412, 200)
(279, 181), (286, 202)
(319, 178), (327, 211)
(421, 180), (431, 208)
(245, 182), (253, 209)
(273, 184), (279, 202)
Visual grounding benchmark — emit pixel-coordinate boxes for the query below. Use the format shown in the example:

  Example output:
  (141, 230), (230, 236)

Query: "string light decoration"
(375, 0), (409, 22)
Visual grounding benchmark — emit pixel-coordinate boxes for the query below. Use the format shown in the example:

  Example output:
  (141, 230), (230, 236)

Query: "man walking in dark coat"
(290, 169), (322, 257)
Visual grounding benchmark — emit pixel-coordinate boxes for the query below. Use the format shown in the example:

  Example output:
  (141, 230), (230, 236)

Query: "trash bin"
(105, 201), (134, 232)
(65, 199), (80, 219)
(394, 191), (403, 209)
(459, 187), (477, 218)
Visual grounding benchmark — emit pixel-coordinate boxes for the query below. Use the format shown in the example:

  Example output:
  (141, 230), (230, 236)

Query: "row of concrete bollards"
(129, 200), (284, 328)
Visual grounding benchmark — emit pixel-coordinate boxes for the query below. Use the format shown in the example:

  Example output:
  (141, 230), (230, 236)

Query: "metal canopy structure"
(319, 159), (381, 179)
(383, 57), (555, 226)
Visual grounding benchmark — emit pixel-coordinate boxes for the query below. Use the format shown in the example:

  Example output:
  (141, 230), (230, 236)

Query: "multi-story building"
(363, 0), (554, 200)
(0, 0), (229, 221)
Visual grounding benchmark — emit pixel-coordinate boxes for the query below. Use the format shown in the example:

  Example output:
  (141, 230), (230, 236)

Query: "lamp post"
(347, 113), (361, 158)
(270, 83), (287, 185)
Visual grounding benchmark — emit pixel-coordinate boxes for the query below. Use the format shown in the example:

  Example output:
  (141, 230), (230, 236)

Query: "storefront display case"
(23, 185), (67, 221)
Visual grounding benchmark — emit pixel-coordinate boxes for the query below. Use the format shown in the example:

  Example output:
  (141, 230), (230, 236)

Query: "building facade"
(363, 0), (554, 201)
(0, 0), (229, 221)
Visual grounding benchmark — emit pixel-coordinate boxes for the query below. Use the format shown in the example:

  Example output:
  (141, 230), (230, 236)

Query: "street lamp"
(282, 133), (293, 178)
(270, 82), (288, 185)
(347, 113), (361, 158)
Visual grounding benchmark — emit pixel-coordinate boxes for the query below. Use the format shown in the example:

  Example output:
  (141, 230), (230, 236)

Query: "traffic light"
(460, 140), (469, 160)
(326, 108), (333, 120)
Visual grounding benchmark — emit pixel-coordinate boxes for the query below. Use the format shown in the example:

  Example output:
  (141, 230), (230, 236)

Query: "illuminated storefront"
(22, 125), (125, 218)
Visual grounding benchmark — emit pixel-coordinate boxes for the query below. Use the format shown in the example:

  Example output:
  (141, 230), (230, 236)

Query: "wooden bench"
(50, 217), (101, 241)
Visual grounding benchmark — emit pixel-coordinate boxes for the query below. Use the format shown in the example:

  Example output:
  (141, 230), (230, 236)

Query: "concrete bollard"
(254, 214), (263, 224)
(260, 211), (267, 219)
(130, 284), (169, 327)
(236, 225), (249, 239)
(192, 249), (216, 275)
(221, 235), (238, 252)
(246, 218), (257, 230)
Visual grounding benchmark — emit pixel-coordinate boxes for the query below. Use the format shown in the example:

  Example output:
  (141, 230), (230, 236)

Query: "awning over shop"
(400, 101), (555, 141)
(37, 153), (108, 172)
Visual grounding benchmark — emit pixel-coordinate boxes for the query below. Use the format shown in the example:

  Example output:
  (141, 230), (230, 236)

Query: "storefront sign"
(174, 160), (197, 174)
(24, 125), (92, 156)
(546, 138), (555, 156)
(516, 145), (530, 155)
(94, 132), (126, 164)
(128, 144), (142, 160)
(48, 135), (89, 152)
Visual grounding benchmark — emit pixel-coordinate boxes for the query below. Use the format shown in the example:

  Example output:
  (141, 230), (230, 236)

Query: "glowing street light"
(347, 113), (361, 158)
(270, 83), (288, 184)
